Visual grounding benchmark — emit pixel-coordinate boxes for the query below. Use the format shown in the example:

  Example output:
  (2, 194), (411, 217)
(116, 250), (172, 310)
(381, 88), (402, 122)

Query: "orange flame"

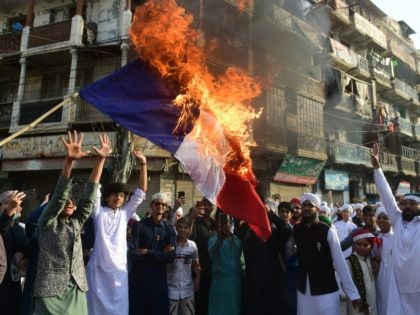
(130, 0), (261, 176)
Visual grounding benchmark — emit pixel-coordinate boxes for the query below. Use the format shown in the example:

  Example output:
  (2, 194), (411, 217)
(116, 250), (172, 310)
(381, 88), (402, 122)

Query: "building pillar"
(25, 0), (35, 27)
(10, 57), (28, 129)
(121, 42), (130, 66)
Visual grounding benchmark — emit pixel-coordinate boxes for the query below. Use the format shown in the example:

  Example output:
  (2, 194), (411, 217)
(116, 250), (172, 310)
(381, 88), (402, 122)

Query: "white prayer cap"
(321, 201), (328, 207)
(340, 204), (353, 215)
(403, 194), (420, 203)
(176, 207), (183, 216)
(362, 202), (367, 206)
(300, 193), (321, 208)
(0, 190), (14, 204)
(375, 207), (387, 218)
(319, 204), (331, 215)
(265, 197), (279, 213)
(353, 203), (364, 210)
(151, 192), (169, 203)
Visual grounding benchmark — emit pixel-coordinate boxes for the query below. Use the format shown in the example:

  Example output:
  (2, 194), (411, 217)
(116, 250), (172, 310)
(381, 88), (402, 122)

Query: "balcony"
(296, 74), (325, 102)
(380, 151), (398, 173)
(399, 146), (419, 176)
(349, 12), (387, 51)
(294, 133), (327, 160)
(415, 124), (420, 140)
(253, 2), (322, 51)
(398, 117), (413, 138)
(371, 62), (392, 90)
(382, 78), (419, 106)
(0, 32), (21, 55)
(205, 34), (249, 69)
(28, 20), (72, 48)
(329, 141), (371, 167)
(388, 38), (417, 72)
(73, 97), (112, 124)
(327, 0), (351, 28)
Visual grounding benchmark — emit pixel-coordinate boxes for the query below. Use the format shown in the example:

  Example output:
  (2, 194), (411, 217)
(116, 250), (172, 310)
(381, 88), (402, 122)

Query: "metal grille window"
(266, 85), (285, 126)
(297, 95), (323, 137)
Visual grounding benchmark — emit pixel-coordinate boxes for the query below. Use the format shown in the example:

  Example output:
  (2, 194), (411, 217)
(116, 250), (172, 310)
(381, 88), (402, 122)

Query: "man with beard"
(372, 143), (420, 315)
(289, 193), (362, 315)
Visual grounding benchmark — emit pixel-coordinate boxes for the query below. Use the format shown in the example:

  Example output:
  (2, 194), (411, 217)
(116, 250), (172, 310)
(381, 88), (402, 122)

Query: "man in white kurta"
(334, 205), (357, 258)
(372, 143), (420, 315)
(371, 207), (394, 315)
(289, 193), (362, 315)
(86, 150), (147, 315)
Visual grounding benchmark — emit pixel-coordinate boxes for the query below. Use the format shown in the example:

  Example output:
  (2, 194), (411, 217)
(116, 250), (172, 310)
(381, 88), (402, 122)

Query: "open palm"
(92, 134), (112, 158)
(62, 131), (89, 160)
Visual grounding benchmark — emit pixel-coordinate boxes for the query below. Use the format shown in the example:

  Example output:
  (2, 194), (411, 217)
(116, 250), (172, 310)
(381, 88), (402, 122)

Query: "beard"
(402, 210), (415, 222)
(302, 213), (317, 225)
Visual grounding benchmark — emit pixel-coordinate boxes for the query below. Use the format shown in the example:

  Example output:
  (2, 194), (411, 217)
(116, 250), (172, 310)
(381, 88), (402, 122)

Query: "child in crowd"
(346, 229), (377, 315)
(167, 217), (201, 315)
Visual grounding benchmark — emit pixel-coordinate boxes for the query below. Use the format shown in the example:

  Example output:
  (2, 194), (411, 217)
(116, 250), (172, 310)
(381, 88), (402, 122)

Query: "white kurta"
(296, 228), (360, 315)
(86, 187), (145, 315)
(374, 168), (420, 315)
(372, 230), (394, 315)
(346, 253), (377, 315)
(334, 220), (357, 258)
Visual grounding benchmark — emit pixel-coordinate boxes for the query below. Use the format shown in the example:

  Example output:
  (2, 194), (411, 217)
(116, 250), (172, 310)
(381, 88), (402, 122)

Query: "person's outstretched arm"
(75, 133), (113, 224)
(371, 143), (400, 224)
(38, 131), (88, 229)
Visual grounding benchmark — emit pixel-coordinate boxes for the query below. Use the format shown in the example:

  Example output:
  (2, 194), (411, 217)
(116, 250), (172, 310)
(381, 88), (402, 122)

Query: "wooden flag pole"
(0, 93), (79, 147)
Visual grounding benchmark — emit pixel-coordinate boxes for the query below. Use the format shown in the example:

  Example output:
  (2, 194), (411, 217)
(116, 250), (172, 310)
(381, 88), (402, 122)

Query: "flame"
(130, 0), (261, 177)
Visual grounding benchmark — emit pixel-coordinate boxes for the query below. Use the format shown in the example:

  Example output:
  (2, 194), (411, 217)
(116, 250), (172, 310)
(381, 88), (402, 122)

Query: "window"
(266, 85), (285, 126)
(297, 95), (323, 137)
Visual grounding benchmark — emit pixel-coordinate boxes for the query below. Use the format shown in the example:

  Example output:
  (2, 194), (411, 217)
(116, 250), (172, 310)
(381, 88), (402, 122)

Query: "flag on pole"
(80, 60), (271, 240)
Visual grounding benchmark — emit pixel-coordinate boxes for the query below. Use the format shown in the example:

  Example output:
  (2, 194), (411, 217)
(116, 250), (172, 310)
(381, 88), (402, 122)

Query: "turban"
(151, 192), (169, 203)
(375, 207), (387, 218)
(403, 194), (420, 203)
(300, 193), (321, 208)
(175, 207), (183, 216)
(353, 203), (364, 210)
(352, 228), (375, 245)
(340, 204), (353, 215)
(319, 204), (331, 215)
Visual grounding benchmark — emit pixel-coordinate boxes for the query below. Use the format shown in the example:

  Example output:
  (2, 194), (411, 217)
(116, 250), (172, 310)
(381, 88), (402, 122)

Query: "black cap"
(102, 182), (129, 198)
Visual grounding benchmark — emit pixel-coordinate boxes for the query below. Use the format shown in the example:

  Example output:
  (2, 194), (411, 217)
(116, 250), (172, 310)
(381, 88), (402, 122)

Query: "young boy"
(346, 229), (377, 315)
(167, 217), (201, 315)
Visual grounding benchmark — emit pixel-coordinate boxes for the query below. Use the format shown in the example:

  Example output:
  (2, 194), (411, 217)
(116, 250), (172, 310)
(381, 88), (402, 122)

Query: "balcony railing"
(415, 124), (420, 140)
(402, 146), (420, 160)
(372, 64), (392, 87)
(296, 74), (325, 101)
(398, 118), (413, 137)
(73, 98), (112, 123)
(380, 151), (398, 173)
(351, 12), (387, 50)
(28, 20), (72, 48)
(296, 133), (327, 160)
(394, 79), (418, 103)
(329, 141), (371, 166)
(398, 156), (416, 176)
(0, 32), (21, 53)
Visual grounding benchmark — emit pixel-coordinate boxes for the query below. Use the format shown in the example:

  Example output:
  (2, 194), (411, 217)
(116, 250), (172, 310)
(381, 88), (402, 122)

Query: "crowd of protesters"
(0, 135), (419, 315)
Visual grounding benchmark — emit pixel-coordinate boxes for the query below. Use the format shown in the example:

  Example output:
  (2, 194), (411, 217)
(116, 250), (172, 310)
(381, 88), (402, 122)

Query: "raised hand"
(371, 143), (381, 169)
(132, 150), (146, 164)
(4, 190), (26, 217)
(92, 133), (112, 158)
(61, 131), (89, 161)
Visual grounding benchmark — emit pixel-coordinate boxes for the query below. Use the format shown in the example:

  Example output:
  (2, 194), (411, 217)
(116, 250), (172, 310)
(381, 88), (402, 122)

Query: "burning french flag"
(80, 0), (271, 240)
(80, 60), (271, 240)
